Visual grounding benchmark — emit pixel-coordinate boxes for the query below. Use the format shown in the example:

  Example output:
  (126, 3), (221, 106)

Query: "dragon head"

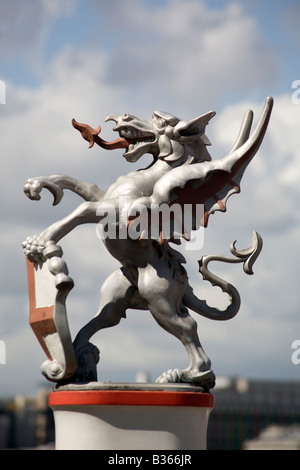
(106, 110), (215, 163)
(73, 110), (216, 164)
(105, 113), (158, 163)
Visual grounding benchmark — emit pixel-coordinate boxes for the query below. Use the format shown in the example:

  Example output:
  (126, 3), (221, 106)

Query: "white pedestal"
(49, 383), (214, 450)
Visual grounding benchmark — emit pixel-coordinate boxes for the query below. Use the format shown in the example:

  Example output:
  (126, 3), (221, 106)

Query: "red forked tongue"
(72, 118), (130, 150)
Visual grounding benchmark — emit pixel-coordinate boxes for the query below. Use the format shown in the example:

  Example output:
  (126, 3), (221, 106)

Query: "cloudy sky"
(0, 0), (299, 397)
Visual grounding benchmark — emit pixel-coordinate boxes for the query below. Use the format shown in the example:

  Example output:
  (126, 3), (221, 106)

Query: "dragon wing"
(149, 97), (273, 240)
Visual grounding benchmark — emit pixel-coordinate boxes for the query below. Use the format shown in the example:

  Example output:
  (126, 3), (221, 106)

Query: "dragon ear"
(173, 111), (216, 140)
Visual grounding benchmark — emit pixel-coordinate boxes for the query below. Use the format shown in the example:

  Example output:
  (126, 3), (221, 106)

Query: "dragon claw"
(24, 177), (64, 206)
(156, 369), (182, 384)
(22, 234), (47, 263)
(156, 368), (215, 390)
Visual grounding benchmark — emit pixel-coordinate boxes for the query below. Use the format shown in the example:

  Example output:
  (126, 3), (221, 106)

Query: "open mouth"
(72, 118), (156, 160)
(118, 127), (155, 155)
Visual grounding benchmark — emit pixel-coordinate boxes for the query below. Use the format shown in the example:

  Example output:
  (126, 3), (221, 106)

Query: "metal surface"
(23, 97), (273, 389)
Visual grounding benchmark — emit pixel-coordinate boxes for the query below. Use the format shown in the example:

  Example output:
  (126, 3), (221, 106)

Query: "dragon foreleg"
(183, 231), (263, 320)
(24, 174), (104, 206)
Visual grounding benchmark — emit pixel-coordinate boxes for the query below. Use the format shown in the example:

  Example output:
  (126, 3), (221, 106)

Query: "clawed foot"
(24, 176), (64, 206)
(156, 368), (182, 384)
(22, 234), (48, 263)
(156, 368), (215, 390)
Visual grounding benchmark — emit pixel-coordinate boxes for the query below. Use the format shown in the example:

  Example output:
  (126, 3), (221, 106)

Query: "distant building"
(243, 424), (300, 450)
(1, 377), (300, 449)
(207, 377), (300, 450)
(0, 387), (54, 449)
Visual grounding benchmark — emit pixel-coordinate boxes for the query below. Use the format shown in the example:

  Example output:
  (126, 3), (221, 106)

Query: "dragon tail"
(183, 231), (263, 321)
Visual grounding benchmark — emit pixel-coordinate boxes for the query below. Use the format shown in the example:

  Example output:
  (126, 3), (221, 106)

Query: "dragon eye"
(156, 118), (166, 129)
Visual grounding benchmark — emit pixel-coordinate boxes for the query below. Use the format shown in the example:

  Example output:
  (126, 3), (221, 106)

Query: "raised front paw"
(24, 176), (63, 206)
(22, 234), (47, 263)
(24, 177), (44, 201)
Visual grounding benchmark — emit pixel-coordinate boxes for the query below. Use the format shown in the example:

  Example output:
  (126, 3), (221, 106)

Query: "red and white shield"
(25, 244), (77, 382)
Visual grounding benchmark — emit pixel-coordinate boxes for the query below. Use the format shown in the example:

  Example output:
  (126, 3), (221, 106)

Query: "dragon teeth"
(120, 127), (140, 138)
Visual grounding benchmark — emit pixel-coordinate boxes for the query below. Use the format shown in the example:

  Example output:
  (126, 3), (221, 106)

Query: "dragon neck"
(157, 137), (211, 165)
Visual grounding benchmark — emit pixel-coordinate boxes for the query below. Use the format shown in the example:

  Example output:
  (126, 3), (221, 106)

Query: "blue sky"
(1, 0), (298, 101)
(2, 1), (299, 93)
(0, 0), (299, 397)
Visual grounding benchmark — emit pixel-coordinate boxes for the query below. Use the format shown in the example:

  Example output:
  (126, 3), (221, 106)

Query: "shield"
(26, 242), (77, 382)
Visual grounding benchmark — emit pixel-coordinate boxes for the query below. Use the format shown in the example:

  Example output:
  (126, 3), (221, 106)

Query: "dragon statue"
(22, 97), (273, 390)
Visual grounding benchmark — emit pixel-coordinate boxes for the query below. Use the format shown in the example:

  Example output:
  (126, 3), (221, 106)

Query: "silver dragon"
(23, 97), (273, 389)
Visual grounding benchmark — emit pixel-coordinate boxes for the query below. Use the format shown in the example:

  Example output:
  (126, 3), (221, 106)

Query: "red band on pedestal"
(49, 389), (214, 408)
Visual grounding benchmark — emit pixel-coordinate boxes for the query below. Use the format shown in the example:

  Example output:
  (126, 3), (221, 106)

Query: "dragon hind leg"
(153, 305), (215, 390)
(138, 264), (215, 389)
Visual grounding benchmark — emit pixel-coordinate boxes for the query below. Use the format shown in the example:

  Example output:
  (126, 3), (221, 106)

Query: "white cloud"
(93, 0), (279, 114)
(0, 0), (76, 62)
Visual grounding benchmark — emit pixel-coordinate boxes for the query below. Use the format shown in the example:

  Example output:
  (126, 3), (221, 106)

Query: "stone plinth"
(49, 382), (214, 450)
